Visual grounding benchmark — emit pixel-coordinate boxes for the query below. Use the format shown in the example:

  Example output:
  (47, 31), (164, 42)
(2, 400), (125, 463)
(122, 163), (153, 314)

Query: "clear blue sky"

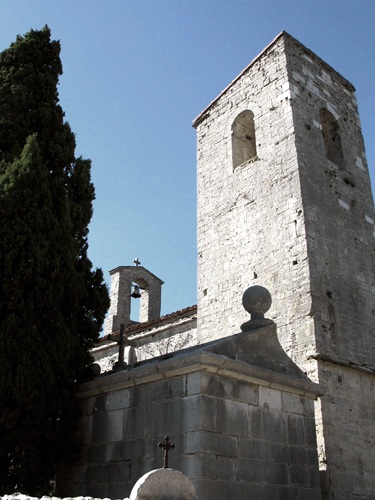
(2, 0), (374, 320)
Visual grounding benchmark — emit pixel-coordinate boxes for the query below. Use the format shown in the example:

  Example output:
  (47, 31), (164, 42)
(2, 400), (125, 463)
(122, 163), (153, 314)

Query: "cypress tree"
(0, 27), (109, 494)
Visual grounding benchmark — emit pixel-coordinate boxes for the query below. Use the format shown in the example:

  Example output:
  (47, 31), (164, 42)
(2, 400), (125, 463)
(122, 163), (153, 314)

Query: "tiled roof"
(97, 305), (197, 345)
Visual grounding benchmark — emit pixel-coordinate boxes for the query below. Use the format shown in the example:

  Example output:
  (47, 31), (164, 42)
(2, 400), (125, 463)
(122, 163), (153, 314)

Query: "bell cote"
(104, 261), (164, 336)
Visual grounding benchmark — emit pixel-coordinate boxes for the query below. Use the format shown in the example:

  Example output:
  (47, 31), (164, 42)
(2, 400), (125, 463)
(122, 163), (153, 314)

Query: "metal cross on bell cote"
(131, 258), (142, 299)
(158, 436), (175, 468)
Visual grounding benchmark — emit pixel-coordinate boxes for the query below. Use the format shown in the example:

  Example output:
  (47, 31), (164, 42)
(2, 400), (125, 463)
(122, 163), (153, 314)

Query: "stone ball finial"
(242, 285), (272, 320)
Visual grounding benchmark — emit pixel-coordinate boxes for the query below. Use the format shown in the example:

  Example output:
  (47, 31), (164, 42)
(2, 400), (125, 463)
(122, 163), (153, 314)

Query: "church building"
(59, 32), (375, 500)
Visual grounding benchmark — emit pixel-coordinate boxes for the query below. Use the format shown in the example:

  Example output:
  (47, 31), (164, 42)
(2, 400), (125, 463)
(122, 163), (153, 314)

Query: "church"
(58, 32), (375, 500)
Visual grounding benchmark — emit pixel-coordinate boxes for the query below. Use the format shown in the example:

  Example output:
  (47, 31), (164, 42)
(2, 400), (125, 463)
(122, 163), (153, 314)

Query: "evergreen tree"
(0, 27), (109, 494)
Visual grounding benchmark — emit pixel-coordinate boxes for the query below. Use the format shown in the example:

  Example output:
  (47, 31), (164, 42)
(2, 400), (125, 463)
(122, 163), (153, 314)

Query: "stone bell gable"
(104, 263), (164, 334)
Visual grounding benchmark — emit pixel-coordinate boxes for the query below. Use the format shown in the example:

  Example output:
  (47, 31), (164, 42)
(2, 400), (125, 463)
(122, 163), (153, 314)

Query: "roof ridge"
(98, 304), (197, 344)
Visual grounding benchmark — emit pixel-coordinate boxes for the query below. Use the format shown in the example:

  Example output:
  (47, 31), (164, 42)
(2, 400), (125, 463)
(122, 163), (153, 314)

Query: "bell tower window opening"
(320, 108), (345, 168)
(232, 110), (257, 169)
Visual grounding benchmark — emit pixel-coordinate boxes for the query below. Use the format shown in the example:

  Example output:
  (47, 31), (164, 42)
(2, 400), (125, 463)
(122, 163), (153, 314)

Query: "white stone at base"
(129, 468), (198, 500)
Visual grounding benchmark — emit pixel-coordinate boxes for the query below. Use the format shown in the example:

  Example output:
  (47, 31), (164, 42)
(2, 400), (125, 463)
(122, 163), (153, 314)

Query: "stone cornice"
(78, 325), (323, 400)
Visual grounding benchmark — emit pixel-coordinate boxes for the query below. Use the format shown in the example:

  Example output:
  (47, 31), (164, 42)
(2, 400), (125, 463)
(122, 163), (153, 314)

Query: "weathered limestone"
(104, 265), (164, 335)
(58, 287), (322, 500)
(60, 32), (375, 500)
(129, 468), (198, 500)
(193, 31), (375, 498)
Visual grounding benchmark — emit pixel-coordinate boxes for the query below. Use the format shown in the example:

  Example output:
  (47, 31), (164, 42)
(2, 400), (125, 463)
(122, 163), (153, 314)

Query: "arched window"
(320, 108), (344, 168)
(232, 110), (257, 169)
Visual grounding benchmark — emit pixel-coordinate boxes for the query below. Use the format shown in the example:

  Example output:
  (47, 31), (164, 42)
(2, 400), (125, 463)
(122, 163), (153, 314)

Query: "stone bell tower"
(104, 260), (164, 335)
(193, 32), (375, 499)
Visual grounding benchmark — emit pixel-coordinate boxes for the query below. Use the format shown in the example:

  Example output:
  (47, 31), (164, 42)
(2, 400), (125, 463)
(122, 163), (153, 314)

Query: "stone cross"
(158, 436), (175, 468)
(108, 323), (135, 370)
(134, 258), (141, 266)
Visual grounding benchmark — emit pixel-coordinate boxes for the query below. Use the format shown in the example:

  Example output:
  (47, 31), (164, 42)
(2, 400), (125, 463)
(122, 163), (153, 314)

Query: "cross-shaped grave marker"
(158, 436), (175, 468)
(108, 323), (135, 370)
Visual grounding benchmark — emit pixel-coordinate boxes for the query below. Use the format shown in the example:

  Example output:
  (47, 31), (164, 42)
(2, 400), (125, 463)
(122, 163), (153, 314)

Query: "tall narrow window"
(320, 108), (344, 168)
(232, 110), (257, 169)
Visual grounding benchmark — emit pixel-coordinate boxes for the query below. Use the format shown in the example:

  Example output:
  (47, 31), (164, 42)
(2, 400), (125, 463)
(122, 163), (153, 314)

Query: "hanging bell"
(131, 285), (141, 299)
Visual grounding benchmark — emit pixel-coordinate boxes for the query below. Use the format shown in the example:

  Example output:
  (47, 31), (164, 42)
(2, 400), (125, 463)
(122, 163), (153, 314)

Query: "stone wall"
(93, 310), (197, 373)
(283, 35), (375, 497)
(194, 30), (375, 369)
(193, 32), (375, 498)
(59, 319), (322, 500)
(194, 33), (310, 351)
(283, 34), (375, 367)
(317, 362), (375, 499)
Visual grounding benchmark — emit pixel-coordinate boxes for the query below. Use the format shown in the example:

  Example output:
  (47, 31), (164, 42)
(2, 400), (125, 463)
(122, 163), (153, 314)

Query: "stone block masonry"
(58, 317), (322, 500)
(57, 31), (375, 500)
(104, 265), (164, 335)
(193, 31), (375, 498)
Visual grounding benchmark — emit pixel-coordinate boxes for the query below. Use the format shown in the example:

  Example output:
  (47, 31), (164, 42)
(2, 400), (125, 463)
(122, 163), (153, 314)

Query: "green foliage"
(0, 27), (109, 494)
